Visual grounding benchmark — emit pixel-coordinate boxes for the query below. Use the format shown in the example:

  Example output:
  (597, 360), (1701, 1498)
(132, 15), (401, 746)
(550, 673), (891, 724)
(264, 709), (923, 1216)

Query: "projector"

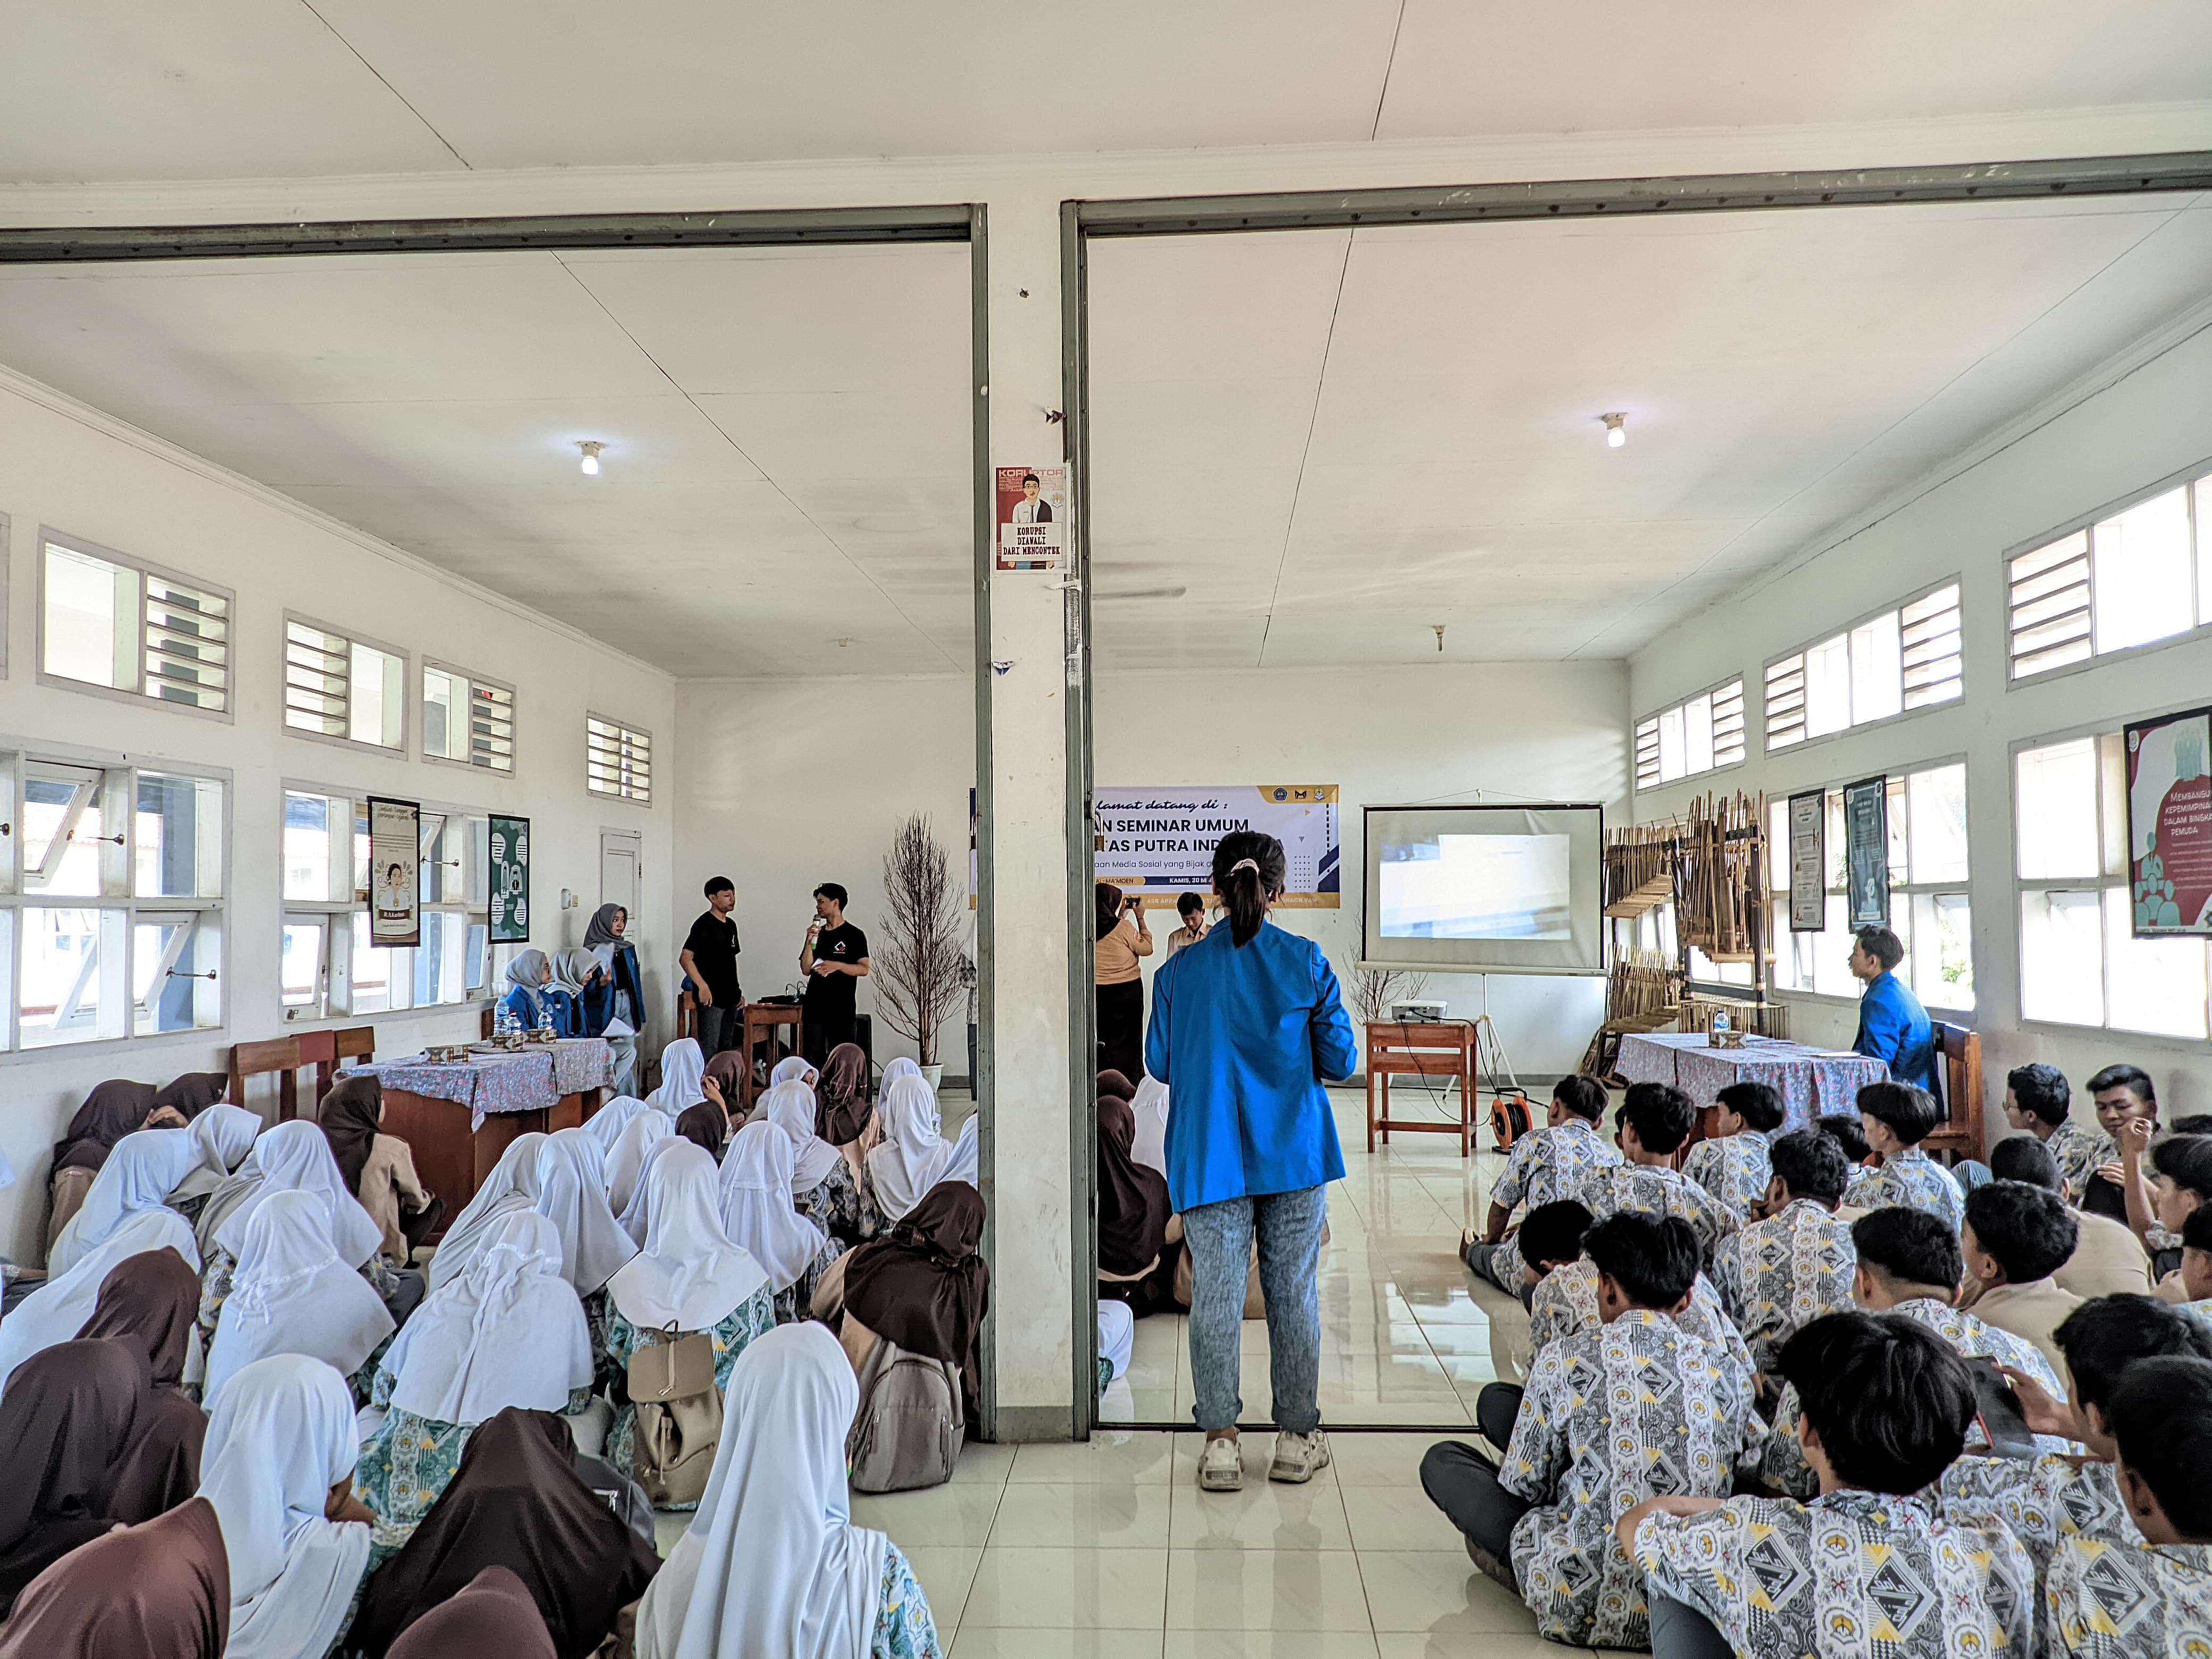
(1390, 999), (1448, 1023)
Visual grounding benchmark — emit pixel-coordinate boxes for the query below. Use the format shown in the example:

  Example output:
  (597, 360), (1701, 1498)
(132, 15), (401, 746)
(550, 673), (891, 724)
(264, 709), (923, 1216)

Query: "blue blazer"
(1852, 970), (1942, 1098)
(1144, 920), (1358, 1212)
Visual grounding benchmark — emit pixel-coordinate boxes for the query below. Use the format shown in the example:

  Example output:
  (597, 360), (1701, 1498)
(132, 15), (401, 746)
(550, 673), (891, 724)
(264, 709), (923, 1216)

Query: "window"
(586, 715), (652, 804)
(284, 618), (406, 749)
(1632, 680), (1744, 791)
(1765, 583), (1962, 750)
(39, 535), (231, 714)
(3, 750), (226, 1050)
(2009, 469), (2212, 680)
(423, 665), (516, 773)
(2014, 732), (2210, 1038)
(1766, 760), (1973, 1010)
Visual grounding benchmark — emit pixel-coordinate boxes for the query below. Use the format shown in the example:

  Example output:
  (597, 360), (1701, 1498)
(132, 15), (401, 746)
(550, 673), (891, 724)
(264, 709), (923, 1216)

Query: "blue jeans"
(1182, 1185), (1327, 1434)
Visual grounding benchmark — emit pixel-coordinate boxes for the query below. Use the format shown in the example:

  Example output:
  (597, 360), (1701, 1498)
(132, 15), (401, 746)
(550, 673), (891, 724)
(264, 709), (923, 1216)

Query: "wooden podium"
(1364, 1020), (1480, 1157)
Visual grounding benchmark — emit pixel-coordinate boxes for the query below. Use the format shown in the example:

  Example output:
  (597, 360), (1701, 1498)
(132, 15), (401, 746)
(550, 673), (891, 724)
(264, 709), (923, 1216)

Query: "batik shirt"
(1499, 1308), (1761, 1649)
(1681, 1133), (1772, 1221)
(1760, 1297), (2068, 1498)
(2046, 1119), (2117, 1205)
(2047, 1537), (2212, 1659)
(1844, 1146), (1965, 1231)
(1940, 1453), (2144, 1652)
(1634, 1489), (2034, 1659)
(1573, 1161), (1740, 1259)
(1485, 1118), (1622, 1282)
(1527, 1258), (1761, 1403)
(1708, 1199), (1858, 1375)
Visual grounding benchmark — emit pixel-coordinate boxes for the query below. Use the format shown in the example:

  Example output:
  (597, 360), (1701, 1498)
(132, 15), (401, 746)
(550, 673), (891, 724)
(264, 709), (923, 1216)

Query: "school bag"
(845, 1335), (964, 1493)
(625, 1322), (722, 1507)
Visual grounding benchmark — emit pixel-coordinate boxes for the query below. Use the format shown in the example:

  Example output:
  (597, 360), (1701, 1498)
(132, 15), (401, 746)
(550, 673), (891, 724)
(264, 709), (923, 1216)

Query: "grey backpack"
(845, 1336), (963, 1493)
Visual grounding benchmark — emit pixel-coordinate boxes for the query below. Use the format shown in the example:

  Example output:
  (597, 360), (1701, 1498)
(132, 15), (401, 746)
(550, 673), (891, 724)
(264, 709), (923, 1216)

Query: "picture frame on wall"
(367, 796), (421, 947)
(2124, 704), (2212, 939)
(1787, 789), (1826, 932)
(490, 814), (531, 943)
(1842, 775), (1889, 929)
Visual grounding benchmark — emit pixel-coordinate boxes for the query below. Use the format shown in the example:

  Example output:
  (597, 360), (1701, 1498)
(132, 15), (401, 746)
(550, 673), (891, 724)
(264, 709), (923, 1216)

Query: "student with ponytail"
(1144, 831), (1359, 1494)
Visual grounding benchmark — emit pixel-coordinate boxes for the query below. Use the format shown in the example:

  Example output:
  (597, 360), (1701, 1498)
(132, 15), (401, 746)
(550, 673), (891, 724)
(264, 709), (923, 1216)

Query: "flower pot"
(920, 1063), (945, 1092)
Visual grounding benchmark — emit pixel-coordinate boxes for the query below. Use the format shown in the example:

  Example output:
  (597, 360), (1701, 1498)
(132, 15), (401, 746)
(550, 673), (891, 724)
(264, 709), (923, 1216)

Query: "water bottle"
(1711, 1009), (1731, 1040)
(538, 1006), (554, 1038)
(495, 1003), (512, 1038)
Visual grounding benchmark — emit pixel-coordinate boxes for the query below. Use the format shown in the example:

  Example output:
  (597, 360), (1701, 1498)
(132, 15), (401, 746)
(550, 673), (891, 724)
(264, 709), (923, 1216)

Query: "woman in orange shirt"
(1094, 883), (1153, 1083)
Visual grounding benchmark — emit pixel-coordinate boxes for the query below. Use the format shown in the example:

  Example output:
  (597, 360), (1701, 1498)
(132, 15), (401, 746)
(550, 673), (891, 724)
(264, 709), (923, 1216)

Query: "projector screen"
(1361, 804), (1604, 975)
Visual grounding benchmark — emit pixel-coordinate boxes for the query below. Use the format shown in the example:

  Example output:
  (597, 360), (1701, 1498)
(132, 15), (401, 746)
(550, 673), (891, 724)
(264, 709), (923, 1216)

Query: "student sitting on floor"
(1461, 1199), (1588, 1452)
(1957, 1176), (2082, 1377)
(1681, 1080), (1784, 1220)
(2175, 1206), (2212, 1328)
(1843, 1082), (1965, 1231)
(2080, 1061), (2161, 1224)
(2004, 1061), (2109, 1204)
(1979, 1135), (2152, 1299)
(1526, 1233), (1757, 1400)
(1419, 1213), (1762, 1650)
(2046, 1356), (2212, 1658)
(1710, 1126), (1857, 1378)
(1574, 1083), (1739, 1260)
(1626, 1311), (2033, 1659)
(2133, 1127), (2212, 1288)
(1462, 1074), (1619, 1300)
(1759, 1206), (2069, 1498)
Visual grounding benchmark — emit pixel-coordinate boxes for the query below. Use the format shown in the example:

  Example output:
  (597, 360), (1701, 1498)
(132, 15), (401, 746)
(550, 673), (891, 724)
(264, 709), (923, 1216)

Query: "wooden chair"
(1924, 1022), (1984, 1167)
(317, 1026), (374, 1105)
(230, 1037), (305, 1123)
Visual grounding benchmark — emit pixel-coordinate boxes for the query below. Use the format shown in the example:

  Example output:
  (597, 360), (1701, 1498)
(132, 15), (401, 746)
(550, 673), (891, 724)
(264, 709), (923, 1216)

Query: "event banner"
(1093, 786), (1340, 908)
(489, 814), (531, 943)
(2125, 705), (2212, 937)
(1842, 775), (1889, 929)
(366, 797), (421, 946)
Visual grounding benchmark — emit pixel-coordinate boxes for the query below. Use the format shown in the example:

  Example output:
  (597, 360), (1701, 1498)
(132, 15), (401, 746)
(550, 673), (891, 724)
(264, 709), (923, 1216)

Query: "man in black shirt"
(680, 876), (743, 1059)
(800, 881), (869, 1067)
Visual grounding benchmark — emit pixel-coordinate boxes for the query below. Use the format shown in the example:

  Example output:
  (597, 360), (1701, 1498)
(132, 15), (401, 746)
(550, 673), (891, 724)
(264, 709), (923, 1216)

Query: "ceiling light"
(1601, 413), (1627, 449)
(577, 440), (604, 476)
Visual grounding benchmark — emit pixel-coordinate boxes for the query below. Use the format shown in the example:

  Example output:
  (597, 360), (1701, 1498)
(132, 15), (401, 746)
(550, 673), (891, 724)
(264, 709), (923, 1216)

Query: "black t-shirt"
(683, 911), (742, 1004)
(805, 921), (869, 1024)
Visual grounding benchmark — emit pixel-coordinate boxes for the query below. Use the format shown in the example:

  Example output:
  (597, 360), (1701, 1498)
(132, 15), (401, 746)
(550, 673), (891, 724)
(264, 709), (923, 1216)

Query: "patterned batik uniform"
(1484, 1118), (1623, 1283)
(1708, 1198), (1858, 1374)
(1527, 1258), (1762, 1406)
(872, 1545), (946, 1659)
(1573, 1161), (1741, 1259)
(2047, 1537), (2212, 1659)
(1634, 1488), (2034, 1659)
(2046, 1119), (2117, 1204)
(1498, 1308), (1762, 1649)
(1760, 1297), (2067, 1499)
(797, 1160), (887, 1250)
(1681, 1133), (1773, 1221)
(1844, 1146), (1965, 1232)
(1940, 1454), (2143, 1652)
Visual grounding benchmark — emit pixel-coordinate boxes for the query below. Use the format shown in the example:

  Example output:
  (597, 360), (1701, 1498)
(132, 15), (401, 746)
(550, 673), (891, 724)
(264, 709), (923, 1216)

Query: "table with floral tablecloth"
(1615, 1031), (1888, 1135)
(343, 1038), (615, 1130)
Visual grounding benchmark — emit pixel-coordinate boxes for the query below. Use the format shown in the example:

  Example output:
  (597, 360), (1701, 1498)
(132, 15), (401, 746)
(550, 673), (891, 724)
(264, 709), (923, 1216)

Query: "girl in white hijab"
(770, 1054), (819, 1089)
(601, 1142), (774, 1502)
(768, 1077), (886, 1252)
(647, 1036), (707, 1117)
(199, 1353), (374, 1659)
(203, 1190), (395, 1410)
(617, 1132), (684, 1246)
(633, 1322), (942, 1659)
(605, 1106), (674, 1217)
(355, 1211), (593, 1548)
(195, 1120), (387, 1353)
(581, 1094), (648, 1158)
(0, 1212), (199, 1395)
(167, 1102), (263, 1212)
(880, 1057), (921, 1086)
(46, 1129), (203, 1276)
(718, 1122), (839, 1323)
(534, 1127), (638, 1296)
(865, 1074), (980, 1225)
(425, 1132), (546, 1293)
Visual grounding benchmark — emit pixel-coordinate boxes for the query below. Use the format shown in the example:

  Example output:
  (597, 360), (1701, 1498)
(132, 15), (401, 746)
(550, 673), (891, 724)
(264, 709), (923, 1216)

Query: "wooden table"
(737, 1001), (805, 1111)
(1364, 1021), (1480, 1157)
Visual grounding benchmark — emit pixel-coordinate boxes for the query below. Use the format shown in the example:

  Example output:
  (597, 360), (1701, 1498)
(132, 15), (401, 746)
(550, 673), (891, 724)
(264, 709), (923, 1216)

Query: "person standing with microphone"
(1145, 830), (1358, 1493)
(799, 882), (870, 1067)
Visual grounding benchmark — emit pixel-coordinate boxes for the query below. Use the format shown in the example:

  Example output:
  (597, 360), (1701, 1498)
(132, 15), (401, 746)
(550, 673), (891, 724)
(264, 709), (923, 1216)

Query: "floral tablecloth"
(1615, 1031), (1888, 1136)
(343, 1038), (615, 1130)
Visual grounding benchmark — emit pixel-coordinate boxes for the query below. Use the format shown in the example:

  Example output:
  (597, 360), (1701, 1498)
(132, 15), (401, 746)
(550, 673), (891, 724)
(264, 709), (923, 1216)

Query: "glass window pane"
(414, 910), (471, 1006)
(465, 923), (490, 995)
(1809, 895), (1859, 998)
(2020, 890), (2105, 1026)
(1912, 891), (1974, 1010)
(2092, 485), (2193, 655)
(350, 643), (405, 749)
(281, 919), (325, 1010)
(283, 792), (341, 903)
(1683, 693), (1715, 776)
(20, 906), (128, 1046)
(1657, 706), (1686, 783)
(1908, 764), (1970, 885)
(24, 767), (106, 897)
(2099, 732), (2129, 881)
(2198, 474), (2212, 629)
(133, 914), (220, 1035)
(1805, 635), (1851, 738)
(43, 544), (134, 690)
(2015, 739), (2100, 880)
(1769, 798), (1790, 895)
(135, 772), (224, 898)
(423, 667), (464, 761)
(1850, 610), (1903, 725)
(1886, 777), (1909, 891)
(2104, 890), (2209, 1039)
(1824, 789), (1848, 891)
(349, 911), (402, 1013)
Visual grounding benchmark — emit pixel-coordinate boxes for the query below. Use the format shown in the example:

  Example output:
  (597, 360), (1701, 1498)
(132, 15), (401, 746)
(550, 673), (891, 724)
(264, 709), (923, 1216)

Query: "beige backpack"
(845, 1336), (963, 1494)
(626, 1323), (722, 1507)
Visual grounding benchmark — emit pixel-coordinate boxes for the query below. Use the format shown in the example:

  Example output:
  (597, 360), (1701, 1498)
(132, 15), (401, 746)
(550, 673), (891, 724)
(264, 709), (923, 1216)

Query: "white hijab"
(535, 1128), (639, 1294)
(212, 1119), (384, 1269)
(582, 1094), (649, 1158)
(382, 1211), (592, 1424)
(765, 1079), (842, 1194)
(866, 1075), (961, 1224)
(47, 1128), (202, 1276)
(204, 1190), (395, 1408)
(0, 1209), (199, 1394)
(170, 1102), (264, 1204)
(648, 1037), (708, 1115)
(1129, 1077), (1170, 1177)
(605, 1142), (769, 1332)
(718, 1123), (830, 1294)
(880, 1057), (920, 1085)
(619, 1133), (685, 1246)
(426, 1132), (547, 1292)
(770, 1056), (818, 1088)
(634, 1323), (889, 1659)
(607, 1108), (676, 1217)
(200, 1354), (372, 1659)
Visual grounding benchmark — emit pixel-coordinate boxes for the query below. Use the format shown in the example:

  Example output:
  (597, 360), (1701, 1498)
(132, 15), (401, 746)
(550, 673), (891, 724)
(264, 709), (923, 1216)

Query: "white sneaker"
(1270, 1429), (1331, 1484)
(1198, 1435), (1244, 1492)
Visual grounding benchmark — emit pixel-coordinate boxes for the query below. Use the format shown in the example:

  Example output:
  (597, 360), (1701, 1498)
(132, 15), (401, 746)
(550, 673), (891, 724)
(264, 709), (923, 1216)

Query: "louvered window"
(1632, 679), (1744, 791)
(1764, 582), (1960, 751)
(286, 618), (405, 749)
(586, 715), (652, 804)
(40, 536), (231, 716)
(424, 665), (516, 773)
(2009, 469), (2212, 679)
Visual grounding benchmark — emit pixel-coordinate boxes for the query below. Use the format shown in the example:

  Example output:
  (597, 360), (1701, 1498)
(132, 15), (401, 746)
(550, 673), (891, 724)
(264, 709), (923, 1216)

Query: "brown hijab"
(153, 1073), (230, 1120)
(1096, 1076), (1170, 1278)
(674, 1101), (727, 1162)
(843, 1181), (990, 1413)
(0, 1339), (151, 1617)
(386, 1565), (555, 1659)
(74, 1250), (206, 1519)
(816, 1043), (872, 1145)
(0, 1496), (229, 1659)
(318, 1074), (383, 1194)
(701, 1048), (748, 1108)
(52, 1080), (160, 1175)
(347, 1410), (657, 1659)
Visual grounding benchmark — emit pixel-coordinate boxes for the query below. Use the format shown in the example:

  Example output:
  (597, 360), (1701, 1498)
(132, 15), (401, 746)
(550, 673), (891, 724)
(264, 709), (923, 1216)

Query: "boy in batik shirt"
(1681, 1079), (1783, 1220)
(1709, 1126), (1857, 1377)
(1573, 1083), (1738, 1260)
(1844, 1081), (1965, 1232)
(1463, 1074), (1619, 1298)
(2004, 1061), (2113, 1204)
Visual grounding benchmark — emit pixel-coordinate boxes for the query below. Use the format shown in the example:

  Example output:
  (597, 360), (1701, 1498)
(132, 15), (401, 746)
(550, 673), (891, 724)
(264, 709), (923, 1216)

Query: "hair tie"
(1230, 858), (1261, 878)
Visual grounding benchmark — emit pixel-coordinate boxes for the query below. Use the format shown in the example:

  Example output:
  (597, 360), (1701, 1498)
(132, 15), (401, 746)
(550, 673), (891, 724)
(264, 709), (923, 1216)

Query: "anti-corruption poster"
(2125, 705), (2212, 937)
(1093, 786), (1340, 908)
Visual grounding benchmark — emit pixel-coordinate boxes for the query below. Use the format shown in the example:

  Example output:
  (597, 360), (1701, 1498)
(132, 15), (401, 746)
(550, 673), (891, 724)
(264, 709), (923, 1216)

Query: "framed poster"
(2124, 704), (2212, 937)
(367, 797), (421, 946)
(1842, 775), (1890, 929)
(490, 814), (531, 943)
(1095, 785), (1340, 908)
(994, 464), (1067, 571)
(1787, 789), (1826, 932)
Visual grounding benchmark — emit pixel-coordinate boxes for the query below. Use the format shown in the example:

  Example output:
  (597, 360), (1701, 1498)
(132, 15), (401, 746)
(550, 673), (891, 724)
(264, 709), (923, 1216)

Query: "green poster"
(490, 814), (531, 943)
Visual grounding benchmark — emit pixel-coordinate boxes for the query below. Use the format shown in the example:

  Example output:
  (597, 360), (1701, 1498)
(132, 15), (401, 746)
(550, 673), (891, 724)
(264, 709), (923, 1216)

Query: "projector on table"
(1390, 999), (1448, 1024)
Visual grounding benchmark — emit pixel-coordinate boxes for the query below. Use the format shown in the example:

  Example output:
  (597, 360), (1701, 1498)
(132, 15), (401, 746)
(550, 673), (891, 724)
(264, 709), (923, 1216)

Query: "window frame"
(34, 528), (236, 725)
(1761, 576), (1963, 755)
(1631, 676), (1746, 793)
(584, 712), (653, 807)
(420, 658), (518, 777)
(281, 611), (412, 756)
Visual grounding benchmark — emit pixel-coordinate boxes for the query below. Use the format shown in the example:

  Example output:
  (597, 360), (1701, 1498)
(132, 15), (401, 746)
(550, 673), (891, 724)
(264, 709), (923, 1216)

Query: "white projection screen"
(1362, 805), (1605, 975)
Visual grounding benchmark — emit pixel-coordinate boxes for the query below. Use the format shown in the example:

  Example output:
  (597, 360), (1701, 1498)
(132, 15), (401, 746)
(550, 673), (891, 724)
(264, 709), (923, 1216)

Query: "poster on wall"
(1093, 786), (1340, 908)
(367, 797), (421, 946)
(994, 464), (1067, 571)
(1842, 776), (1889, 929)
(1787, 790), (1826, 932)
(2125, 704), (2212, 937)
(489, 814), (531, 943)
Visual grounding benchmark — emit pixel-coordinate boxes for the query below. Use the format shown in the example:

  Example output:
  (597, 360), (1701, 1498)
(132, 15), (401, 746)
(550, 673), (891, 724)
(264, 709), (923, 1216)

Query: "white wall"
(0, 368), (675, 1261)
(1630, 321), (2212, 1132)
(675, 660), (1628, 1079)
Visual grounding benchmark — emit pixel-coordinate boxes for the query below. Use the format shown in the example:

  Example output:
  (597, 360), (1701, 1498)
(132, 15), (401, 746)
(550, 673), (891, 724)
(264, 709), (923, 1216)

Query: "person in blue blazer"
(1848, 925), (1942, 1097)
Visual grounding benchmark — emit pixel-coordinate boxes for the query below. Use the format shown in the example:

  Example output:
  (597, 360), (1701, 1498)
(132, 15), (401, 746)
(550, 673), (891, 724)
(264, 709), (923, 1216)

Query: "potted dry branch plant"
(877, 812), (967, 1087)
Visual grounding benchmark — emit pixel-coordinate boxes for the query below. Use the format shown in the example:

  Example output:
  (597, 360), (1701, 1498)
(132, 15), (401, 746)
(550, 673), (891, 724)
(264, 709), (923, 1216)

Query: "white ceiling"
(2, 2), (2209, 182)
